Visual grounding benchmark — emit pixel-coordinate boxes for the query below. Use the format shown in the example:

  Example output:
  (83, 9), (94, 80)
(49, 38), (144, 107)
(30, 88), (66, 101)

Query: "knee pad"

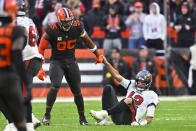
(103, 85), (113, 92)
(73, 92), (82, 97)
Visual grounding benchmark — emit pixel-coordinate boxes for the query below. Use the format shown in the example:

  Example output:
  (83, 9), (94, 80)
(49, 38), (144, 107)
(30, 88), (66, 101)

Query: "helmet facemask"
(136, 78), (151, 92)
(59, 18), (73, 32)
(135, 70), (152, 92)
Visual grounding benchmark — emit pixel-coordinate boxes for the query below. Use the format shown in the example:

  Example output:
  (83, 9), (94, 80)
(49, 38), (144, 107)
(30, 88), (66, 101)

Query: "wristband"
(89, 45), (97, 52)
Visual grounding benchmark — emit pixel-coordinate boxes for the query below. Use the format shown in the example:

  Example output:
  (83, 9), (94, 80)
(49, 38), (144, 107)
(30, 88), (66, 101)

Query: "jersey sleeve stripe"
(129, 100), (136, 122)
(126, 81), (132, 90)
(147, 103), (157, 108)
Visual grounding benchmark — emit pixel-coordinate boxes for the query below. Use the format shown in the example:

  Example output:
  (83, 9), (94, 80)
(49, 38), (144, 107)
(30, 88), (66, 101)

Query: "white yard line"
(32, 96), (196, 103)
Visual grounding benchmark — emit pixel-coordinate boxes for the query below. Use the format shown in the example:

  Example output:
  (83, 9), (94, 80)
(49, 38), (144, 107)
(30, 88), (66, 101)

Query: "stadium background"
(26, 0), (196, 97)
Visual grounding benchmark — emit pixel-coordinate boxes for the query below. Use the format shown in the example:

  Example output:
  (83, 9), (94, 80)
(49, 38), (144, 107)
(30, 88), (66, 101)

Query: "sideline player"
(90, 56), (159, 126)
(0, 0), (28, 130)
(38, 7), (103, 125)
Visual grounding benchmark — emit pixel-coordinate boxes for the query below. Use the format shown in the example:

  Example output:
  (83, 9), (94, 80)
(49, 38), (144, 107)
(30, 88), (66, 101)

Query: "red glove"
(37, 67), (47, 81)
(95, 55), (103, 64)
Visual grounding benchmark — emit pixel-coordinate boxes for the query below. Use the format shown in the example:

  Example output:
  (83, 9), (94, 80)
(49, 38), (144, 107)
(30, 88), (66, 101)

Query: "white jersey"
(16, 16), (44, 61)
(120, 78), (159, 122)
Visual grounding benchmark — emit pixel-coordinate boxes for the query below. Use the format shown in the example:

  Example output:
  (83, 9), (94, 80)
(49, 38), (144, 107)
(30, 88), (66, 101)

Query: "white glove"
(131, 121), (140, 126)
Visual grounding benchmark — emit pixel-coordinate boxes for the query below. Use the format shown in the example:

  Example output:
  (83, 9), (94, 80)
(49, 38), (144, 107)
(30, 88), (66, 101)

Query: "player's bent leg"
(102, 85), (118, 110)
(3, 74), (27, 131)
(42, 60), (64, 125)
(64, 63), (88, 125)
(42, 87), (59, 125)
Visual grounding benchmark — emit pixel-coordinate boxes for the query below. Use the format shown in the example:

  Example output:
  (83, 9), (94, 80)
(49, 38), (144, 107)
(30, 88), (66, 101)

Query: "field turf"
(0, 99), (196, 131)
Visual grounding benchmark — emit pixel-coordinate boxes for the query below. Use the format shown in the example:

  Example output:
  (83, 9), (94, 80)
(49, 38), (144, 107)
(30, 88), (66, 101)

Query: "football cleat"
(4, 123), (17, 131)
(79, 116), (89, 125)
(26, 123), (35, 131)
(42, 113), (51, 125)
(95, 116), (110, 126)
(90, 110), (108, 122)
(80, 120), (89, 125)
(32, 113), (41, 129)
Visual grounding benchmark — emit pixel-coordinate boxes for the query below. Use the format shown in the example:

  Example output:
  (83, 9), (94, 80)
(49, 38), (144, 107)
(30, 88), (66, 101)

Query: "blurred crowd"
(25, 0), (196, 50)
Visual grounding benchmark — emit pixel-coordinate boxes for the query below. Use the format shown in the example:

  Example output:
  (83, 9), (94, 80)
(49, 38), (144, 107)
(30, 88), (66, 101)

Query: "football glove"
(131, 121), (140, 126)
(95, 55), (103, 64)
(37, 67), (47, 81)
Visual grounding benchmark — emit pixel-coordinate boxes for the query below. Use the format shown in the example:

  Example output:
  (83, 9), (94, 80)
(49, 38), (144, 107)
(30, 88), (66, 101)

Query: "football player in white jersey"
(90, 56), (159, 126)
(3, 0), (43, 131)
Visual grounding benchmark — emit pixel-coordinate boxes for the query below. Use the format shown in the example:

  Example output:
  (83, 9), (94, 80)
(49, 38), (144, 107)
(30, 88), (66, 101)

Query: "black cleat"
(42, 113), (51, 125)
(79, 116), (89, 125)
(34, 122), (41, 129)
(80, 120), (89, 125)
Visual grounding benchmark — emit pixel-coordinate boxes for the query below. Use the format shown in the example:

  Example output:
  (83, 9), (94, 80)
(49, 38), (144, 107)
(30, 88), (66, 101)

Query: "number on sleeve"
(29, 26), (38, 46)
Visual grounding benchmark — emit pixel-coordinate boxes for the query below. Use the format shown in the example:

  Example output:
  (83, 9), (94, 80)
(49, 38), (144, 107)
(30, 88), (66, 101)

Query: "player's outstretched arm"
(37, 33), (49, 81)
(102, 56), (123, 82)
(38, 33), (50, 56)
(80, 29), (103, 63)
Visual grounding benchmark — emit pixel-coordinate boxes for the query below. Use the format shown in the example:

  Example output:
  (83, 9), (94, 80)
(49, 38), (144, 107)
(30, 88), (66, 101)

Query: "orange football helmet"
(56, 8), (74, 31)
(0, 0), (18, 20)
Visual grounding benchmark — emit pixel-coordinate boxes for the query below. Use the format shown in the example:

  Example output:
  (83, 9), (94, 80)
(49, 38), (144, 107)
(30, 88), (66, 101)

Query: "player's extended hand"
(131, 121), (140, 126)
(37, 67), (47, 81)
(95, 55), (103, 64)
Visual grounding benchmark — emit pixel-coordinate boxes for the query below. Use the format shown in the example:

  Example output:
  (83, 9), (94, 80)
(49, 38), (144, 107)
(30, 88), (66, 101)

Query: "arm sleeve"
(146, 105), (156, 117)
(119, 78), (131, 89)
(125, 17), (132, 26)
(38, 36), (49, 56)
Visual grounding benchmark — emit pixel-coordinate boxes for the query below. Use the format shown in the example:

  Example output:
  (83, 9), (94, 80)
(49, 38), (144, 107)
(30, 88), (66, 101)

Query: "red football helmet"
(56, 8), (74, 31)
(0, 0), (18, 20)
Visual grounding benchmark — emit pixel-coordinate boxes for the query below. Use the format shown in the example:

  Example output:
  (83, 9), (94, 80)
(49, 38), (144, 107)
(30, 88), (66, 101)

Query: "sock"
(25, 100), (32, 122)
(46, 88), (58, 115)
(0, 104), (13, 123)
(74, 93), (85, 120)
(17, 127), (27, 131)
(107, 99), (129, 115)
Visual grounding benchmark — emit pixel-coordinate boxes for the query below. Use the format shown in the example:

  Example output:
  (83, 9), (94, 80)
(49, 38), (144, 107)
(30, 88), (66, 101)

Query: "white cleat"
(4, 123), (17, 131)
(90, 110), (108, 122)
(95, 116), (110, 126)
(26, 123), (35, 131)
(32, 113), (41, 129)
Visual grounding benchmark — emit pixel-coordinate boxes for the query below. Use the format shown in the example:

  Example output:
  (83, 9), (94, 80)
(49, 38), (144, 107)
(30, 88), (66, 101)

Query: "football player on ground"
(38, 7), (103, 125)
(2, 0), (42, 130)
(0, 0), (28, 130)
(90, 56), (159, 126)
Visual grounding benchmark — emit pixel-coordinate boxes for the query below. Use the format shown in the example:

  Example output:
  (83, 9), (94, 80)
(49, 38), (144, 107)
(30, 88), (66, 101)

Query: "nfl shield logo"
(57, 37), (62, 41)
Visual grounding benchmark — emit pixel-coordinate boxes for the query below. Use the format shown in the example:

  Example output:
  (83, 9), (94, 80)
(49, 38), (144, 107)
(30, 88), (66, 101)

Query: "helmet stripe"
(63, 8), (70, 19)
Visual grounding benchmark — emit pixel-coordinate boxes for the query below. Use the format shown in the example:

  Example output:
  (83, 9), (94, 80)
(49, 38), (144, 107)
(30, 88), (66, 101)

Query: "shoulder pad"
(73, 20), (81, 27)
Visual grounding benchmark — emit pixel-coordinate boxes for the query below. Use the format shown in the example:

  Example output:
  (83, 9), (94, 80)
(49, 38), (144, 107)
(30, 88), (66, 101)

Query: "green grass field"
(1, 100), (196, 131)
